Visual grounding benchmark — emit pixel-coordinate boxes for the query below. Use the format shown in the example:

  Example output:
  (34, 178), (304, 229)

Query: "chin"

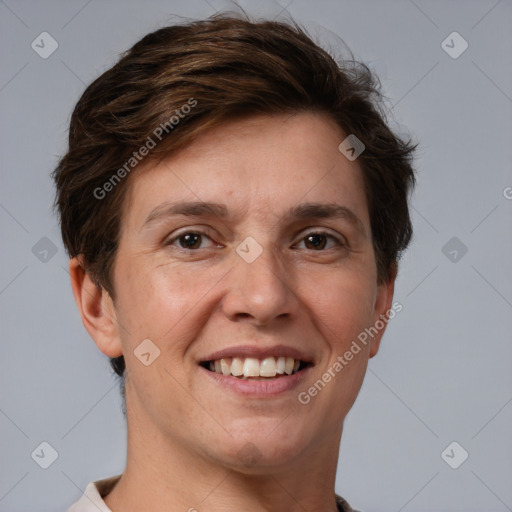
(212, 425), (309, 473)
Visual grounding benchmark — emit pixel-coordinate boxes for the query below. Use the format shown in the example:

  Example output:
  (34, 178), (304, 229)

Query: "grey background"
(1, 0), (511, 511)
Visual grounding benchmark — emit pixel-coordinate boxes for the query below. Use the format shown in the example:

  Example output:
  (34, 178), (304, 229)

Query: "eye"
(295, 231), (345, 251)
(164, 229), (345, 252)
(165, 230), (215, 250)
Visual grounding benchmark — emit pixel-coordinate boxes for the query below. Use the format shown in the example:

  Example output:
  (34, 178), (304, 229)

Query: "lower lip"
(199, 366), (312, 397)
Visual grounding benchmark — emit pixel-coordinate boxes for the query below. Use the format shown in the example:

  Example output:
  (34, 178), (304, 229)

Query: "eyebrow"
(142, 200), (367, 236)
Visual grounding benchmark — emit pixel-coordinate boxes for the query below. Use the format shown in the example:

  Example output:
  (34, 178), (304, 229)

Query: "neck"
(105, 390), (343, 512)
(105, 433), (342, 512)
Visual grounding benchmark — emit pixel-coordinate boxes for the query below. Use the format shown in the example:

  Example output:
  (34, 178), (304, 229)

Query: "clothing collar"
(68, 474), (356, 512)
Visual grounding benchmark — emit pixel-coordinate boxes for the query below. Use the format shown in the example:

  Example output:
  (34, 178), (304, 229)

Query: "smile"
(200, 356), (311, 379)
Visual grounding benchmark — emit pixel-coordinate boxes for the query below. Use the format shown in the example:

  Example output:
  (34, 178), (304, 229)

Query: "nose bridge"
(222, 234), (297, 324)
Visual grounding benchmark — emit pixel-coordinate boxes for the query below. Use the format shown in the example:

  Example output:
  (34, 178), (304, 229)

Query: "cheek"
(113, 260), (223, 360)
(113, 261), (188, 340)
(307, 269), (377, 348)
(300, 273), (377, 422)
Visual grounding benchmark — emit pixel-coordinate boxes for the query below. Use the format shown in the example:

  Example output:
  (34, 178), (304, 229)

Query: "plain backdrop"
(1, 1), (511, 511)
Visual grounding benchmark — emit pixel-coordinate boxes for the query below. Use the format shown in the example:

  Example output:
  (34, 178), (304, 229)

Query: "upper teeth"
(208, 356), (301, 378)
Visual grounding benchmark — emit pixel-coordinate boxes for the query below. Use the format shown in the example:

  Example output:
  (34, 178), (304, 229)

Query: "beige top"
(66, 474), (359, 511)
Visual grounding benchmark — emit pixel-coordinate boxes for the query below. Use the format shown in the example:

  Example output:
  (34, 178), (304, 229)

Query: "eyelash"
(164, 229), (346, 252)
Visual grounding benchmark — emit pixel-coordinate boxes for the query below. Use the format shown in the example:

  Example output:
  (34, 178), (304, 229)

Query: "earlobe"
(369, 265), (397, 359)
(69, 257), (123, 358)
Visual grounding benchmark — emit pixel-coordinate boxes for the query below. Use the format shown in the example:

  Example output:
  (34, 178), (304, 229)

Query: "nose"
(221, 241), (300, 326)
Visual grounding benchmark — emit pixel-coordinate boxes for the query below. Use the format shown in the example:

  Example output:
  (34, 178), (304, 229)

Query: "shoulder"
(335, 493), (364, 512)
(66, 474), (121, 512)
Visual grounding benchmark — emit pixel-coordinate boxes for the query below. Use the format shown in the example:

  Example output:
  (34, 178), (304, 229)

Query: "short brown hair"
(53, 13), (416, 379)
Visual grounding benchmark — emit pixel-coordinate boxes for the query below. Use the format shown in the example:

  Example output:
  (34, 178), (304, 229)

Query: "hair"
(53, 13), (416, 381)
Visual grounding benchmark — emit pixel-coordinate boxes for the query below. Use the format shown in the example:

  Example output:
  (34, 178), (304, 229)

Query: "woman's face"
(107, 111), (394, 470)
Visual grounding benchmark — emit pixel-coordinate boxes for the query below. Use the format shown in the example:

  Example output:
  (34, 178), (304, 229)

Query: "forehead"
(122, 112), (369, 230)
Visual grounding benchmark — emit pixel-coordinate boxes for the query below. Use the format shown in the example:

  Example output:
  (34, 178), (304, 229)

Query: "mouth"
(199, 356), (313, 379)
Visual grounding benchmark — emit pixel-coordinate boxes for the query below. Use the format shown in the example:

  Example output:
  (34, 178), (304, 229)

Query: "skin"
(70, 112), (396, 512)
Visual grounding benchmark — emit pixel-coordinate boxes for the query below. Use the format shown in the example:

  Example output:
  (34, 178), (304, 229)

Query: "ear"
(69, 257), (123, 358)
(368, 263), (397, 358)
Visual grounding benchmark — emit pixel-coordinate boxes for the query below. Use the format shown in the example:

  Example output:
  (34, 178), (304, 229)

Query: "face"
(102, 112), (394, 471)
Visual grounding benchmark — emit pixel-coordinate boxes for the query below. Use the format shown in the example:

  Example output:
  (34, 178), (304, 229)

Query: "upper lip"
(199, 344), (314, 364)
